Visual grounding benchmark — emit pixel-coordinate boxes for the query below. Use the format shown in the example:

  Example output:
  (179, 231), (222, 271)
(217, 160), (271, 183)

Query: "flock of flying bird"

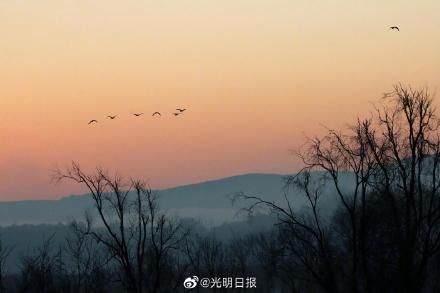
(87, 108), (187, 125)
(86, 25), (400, 126)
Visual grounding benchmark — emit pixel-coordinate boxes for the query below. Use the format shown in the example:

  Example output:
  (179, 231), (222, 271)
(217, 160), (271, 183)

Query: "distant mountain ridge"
(0, 173), (292, 226)
(0, 171), (354, 226)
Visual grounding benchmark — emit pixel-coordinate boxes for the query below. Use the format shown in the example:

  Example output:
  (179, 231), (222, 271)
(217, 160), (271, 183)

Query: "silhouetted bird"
(176, 108), (186, 112)
(133, 113), (144, 117)
(173, 113), (180, 116)
(107, 115), (117, 119)
(88, 120), (98, 125)
(152, 112), (161, 116)
(389, 26), (400, 31)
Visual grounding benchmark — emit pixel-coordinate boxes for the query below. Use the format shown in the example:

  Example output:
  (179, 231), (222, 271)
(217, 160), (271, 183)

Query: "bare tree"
(250, 231), (283, 292)
(182, 233), (229, 293)
(227, 235), (255, 278)
(0, 236), (12, 293)
(17, 234), (68, 293)
(296, 119), (377, 292)
(236, 172), (339, 293)
(53, 162), (189, 293)
(362, 85), (440, 292)
(238, 84), (440, 293)
(66, 221), (112, 292)
(295, 84), (440, 292)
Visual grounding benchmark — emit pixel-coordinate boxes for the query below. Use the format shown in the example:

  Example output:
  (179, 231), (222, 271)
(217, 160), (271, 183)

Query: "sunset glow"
(1, 0), (440, 199)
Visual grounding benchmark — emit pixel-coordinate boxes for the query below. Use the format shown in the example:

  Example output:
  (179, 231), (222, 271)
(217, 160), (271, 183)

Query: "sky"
(1, 0), (440, 200)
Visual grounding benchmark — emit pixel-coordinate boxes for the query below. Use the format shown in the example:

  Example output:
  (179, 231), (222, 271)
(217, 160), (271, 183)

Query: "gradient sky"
(1, 0), (440, 200)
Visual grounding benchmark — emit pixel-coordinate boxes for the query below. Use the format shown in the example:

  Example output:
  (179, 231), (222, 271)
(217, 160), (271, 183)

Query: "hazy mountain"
(0, 173), (290, 226)
(0, 172), (353, 227)
(0, 172), (354, 274)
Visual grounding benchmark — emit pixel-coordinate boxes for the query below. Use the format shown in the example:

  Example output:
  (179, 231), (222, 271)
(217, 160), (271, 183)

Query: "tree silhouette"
(0, 236), (12, 293)
(238, 84), (440, 292)
(53, 162), (189, 293)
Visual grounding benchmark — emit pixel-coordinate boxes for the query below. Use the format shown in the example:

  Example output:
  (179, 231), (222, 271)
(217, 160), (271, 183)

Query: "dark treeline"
(2, 84), (440, 292)
(238, 84), (440, 293)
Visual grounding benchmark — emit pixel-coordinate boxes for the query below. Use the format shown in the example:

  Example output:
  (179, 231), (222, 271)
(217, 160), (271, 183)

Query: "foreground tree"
(53, 163), (189, 293)
(239, 84), (440, 293)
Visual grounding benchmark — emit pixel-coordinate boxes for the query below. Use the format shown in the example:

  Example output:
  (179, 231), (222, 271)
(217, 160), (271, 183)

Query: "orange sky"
(1, 0), (440, 200)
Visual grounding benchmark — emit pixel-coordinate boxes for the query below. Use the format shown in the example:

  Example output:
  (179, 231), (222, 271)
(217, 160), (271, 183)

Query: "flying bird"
(133, 113), (144, 117)
(88, 119), (98, 125)
(176, 108), (186, 112)
(173, 113), (180, 116)
(152, 112), (161, 116)
(107, 115), (117, 119)
(389, 26), (400, 31)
